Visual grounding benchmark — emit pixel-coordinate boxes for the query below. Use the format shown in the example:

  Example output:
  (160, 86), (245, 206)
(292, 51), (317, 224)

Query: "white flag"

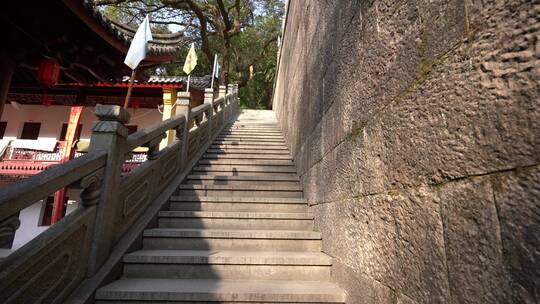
(124, 15), (153, 70)
(215, 60), (220, 77)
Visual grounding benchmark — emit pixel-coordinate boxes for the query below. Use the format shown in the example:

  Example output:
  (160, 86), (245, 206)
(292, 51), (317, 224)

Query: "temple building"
(0, 0), (207, 255)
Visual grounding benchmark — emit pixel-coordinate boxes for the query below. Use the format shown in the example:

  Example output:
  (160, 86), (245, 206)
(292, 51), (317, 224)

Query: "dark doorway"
(20, 122), (41, 139)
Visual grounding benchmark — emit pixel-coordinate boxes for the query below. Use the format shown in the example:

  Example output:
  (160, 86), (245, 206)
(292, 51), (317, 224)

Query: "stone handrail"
(190, 103), (211, 119)
(126, 115), (186, 151)
(0, 85), (240, 304)
(0, 152), (107, 223)
(213, 96), (225, 107)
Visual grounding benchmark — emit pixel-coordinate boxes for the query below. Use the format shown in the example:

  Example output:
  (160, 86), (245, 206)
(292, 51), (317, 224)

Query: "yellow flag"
(183, 43), (198, 75)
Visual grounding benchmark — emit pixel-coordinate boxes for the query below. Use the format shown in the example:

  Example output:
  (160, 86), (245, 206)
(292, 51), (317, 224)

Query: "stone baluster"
(145, 136), (165, 160)
(227, 84), (235, 119)
(204, 88), (214, 140)
(86, 104), (130, 274)
(219, 85), (228, 120)
(160, 88), (178, 150)
(175, 92), (191, 169)
(233, 83), (240, 111)
(219, 85), (227, 98)
(0, 216), (20, 249)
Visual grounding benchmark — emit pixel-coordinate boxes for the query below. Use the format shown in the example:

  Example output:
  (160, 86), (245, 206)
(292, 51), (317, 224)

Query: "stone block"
(439, 178), (512, 304)
(493, 165), (540, 303)
(274, 0), (539, 303)
(331, 260), (396, 304)
(312, 190), (449, 303)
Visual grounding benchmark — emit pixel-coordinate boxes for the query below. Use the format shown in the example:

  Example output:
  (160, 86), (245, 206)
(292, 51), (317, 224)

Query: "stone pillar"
(218, 85), (228, 120)
(87, 104), (130, 274)
(234, 83), (238, 107)
(218, 85), (227, 98)
(0, 56), (15, 119)
(204, 88), (214, 141)
(160, 88), (178, 150)
(175, 92), (191, 169)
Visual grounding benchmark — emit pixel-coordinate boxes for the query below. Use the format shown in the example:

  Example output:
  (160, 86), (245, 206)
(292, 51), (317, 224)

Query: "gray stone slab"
(187, 174), (299, 181)
(158, 211), (313, 219)
(95, 279), (346, 302)
(124, 250), (332, 265)
(198, 159), (294, 166)
(143, 228), (321, 239)
(169, 196), (306, 204)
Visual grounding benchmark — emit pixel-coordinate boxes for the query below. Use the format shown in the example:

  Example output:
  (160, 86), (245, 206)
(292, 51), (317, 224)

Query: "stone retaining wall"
(272, 1), (539, 303)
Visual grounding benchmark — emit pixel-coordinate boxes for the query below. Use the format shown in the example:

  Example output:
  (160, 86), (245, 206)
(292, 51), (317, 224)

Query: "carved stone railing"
(0, 85), (239, 304)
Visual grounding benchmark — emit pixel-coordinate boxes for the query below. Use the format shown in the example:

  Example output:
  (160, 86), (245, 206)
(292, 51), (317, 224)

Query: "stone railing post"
(160, 88), (178, 150)
(219, 85), (227, 98)
(175, 91), (191, 169)
(204, 88), (214, 140)
(87, 104), (130, 274)
(234, 83), (240, 110)
(228, 84), (235, 117)
(219, 85), (228, 119)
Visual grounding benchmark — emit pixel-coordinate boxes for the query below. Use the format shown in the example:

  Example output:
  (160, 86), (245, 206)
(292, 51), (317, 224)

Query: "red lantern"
(38, 58), (60, 86)
(131, 99), (141, 109)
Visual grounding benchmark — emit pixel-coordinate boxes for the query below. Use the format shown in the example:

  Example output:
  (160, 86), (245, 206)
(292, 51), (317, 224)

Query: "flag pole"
(123, 69), (137, 109)
(210, 54), (218, 90)
(186, 74), (191, 92)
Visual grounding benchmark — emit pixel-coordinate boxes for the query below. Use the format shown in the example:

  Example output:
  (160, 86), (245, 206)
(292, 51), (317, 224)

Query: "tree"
(95, 0), (284, 108)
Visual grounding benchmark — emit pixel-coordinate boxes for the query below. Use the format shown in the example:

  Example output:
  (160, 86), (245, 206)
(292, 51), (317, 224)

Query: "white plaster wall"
(0, 192), (80, 258)
(0, 104), (165, 257)
(1, 103), (163, 140)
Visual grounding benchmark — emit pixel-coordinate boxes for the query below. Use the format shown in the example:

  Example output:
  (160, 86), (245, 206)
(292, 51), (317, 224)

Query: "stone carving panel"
(0, 207), (95, 304)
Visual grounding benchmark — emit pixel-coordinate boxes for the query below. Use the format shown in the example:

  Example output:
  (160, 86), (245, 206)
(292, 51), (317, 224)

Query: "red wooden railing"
(0, 144), (145, 176)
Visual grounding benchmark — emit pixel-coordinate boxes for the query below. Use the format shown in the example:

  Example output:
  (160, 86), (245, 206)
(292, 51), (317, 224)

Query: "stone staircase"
(95, 111), (346, 303)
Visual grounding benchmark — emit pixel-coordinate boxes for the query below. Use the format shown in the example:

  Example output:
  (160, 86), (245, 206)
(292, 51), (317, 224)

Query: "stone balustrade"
(0, 85), (239, 303)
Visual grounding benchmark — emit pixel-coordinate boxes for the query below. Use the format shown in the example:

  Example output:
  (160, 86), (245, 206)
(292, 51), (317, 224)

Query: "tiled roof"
(121, 75), (213, 90)
(83, 0), (187, 56)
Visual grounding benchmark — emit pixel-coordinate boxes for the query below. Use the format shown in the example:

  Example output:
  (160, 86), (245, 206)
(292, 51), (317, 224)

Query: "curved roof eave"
(63, 0), (188, 63)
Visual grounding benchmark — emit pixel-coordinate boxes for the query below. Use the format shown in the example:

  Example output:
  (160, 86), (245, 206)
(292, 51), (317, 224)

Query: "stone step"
(203, 153), (292, 160)
(220, 131), (283, 135)
(229, 124), (279, 127)
(169, 196), (308, 212)
(209, 144), (289, 150)
(94, 115), (344, 304)
(223, 129), (282, 133)
(216, 136), (285, 141)
(207, 148), (290, 155)
(213, 140), (287, 146)
(96, 279), (346, 303)
(178, 184), (303, 198)
(123, 250), (331, 280)
(143, 228), (322, 251)
(217, 134), (284, 139)
(158, 211), (313, 230)
(218, 132), (284, 137)
(193, 164), (298, 174)
(219, 133), (284, 138)
(198, 159), (293, 166)
(225, 128), (281, 132)
(186, 174), (299, 186)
